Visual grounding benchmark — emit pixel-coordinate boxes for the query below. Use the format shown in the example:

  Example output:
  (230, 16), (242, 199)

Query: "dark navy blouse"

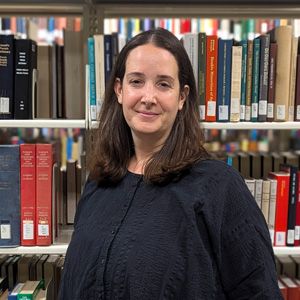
(58, 159), (283, 300)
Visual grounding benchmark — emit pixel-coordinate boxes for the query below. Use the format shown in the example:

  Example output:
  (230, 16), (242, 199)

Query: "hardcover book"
(88, 37), (96, 121)
(216, 39), (232, 122)
(20, 144), (36, 246)
(36, 144), (53, 246)
(198, 32), (206, 120)
(14, 39), (37, 119)
(245, 40), (253, 121)
(0, 145), (20, 247)
(237, 40), (247, 122)
(267, 43), (277, 122)
(0, 34), (15, 119)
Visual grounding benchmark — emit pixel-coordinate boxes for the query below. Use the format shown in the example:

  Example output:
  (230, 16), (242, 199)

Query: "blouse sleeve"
(213, 171), (283, 299)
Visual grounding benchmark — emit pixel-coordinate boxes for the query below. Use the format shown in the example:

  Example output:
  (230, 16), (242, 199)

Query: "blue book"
(251, 38), (261, 122)
(238, 40), (247, 122)
(0, 145), (20, 247)
(88, 37), (96, 121)
(104, 34), (112, 86)
(0, 34), (14, 119)
(8, 282), (25, 299)
(216, 39), (233, 122)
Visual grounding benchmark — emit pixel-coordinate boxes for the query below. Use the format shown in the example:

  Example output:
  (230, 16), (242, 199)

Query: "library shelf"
(0, 244), (68, 255)
(273, 247), (300, 255)
(0, 119), (86, 129)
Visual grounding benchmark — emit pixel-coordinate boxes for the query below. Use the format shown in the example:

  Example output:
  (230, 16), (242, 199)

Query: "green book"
(17, 280), (44, 300)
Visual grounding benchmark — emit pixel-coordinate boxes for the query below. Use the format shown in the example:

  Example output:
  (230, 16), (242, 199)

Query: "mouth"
(136, 110), (160, 119)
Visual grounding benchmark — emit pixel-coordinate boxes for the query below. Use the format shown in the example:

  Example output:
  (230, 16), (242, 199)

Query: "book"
(267, 42), (277, 122)
(216, 39), (232, 122)
(104, 34), (112, 86)
(17, 255), (38, 283)
(8, 283), (25, 300)
(14, 39), (37, 119)
(268, 171), (290, 246)
(87, 37), (96, 121)
(288, 36), (298, 121)
(261, 179), (271, 223)
(266, 177), (277, 244)
(245, 39), (253, 121)
(8, 255), (20, 289)
(67, 159), (77, 224)
(63, 29), (84, 119)
(230, 45), (242, 122)
(36, 144), (53, 246)
(268, 25), (293, 121)
(237, 40), (247, 122)
(36, 254), (49, 282)
(279, 163), (298, 246)
(17, 280), (44, 300)
(0, 145), (20, 247)
(198, 32), (206, 120)
(43, 255), (60, 299)
(20, 144), (36, 246)
(251, 38), (260, 122)
(257, 34), (270, 122)
(183, 33), (198, 87)
(205, 35), (218, 122)
(294, 54), (300, 121)
(36, 45), (51, 118)
(254, 178), (263, 209)
(0, 34), (14, 119)
(295, 171), (300, 246)
(93, 34), (105, 117)
(244, 177), (255, 198)
(279, 275), (300, 299)
(277, 255), (297, 278)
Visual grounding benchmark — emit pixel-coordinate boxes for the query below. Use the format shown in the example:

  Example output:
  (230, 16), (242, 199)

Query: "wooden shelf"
(0, 119), (86, 129)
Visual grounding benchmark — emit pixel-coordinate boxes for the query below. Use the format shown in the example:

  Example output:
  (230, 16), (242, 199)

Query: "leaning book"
(0, 145), (20, 247)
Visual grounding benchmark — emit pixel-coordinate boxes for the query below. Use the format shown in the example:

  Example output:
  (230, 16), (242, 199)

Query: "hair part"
(89, 28), (210, 186)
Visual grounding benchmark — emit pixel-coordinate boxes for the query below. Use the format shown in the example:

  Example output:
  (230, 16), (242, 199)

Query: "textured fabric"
(58, 159), (283, 300)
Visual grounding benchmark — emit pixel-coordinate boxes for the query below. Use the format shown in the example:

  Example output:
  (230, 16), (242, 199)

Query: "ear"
(178, 85), (189, 110)
(114, 78), (123, 104)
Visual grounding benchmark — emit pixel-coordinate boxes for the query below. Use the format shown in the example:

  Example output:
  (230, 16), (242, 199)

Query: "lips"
(136, 110), (160, 119)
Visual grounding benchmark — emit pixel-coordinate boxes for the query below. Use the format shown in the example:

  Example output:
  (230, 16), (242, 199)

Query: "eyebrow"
(126, 72), (175, 83)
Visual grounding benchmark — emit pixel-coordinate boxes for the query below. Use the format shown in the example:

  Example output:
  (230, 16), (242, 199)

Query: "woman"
(58, 28), (283, 299)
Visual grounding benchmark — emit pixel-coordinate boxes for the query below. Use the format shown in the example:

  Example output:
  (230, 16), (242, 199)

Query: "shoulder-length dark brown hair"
(89, 27), (210, 186)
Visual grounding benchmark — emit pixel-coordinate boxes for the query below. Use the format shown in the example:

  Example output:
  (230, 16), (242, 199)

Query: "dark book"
(56, 44), (65, 119)
(111, 32), (119, 69)
(67, 159), (77, 224)
(257, 34), (270, 122)
(13, 39), (37, 119)
(198, 32), (206, 120)
(249, 151), (262, 179)
(7, 255), (20, 289)
(44, 255), (60, 299)
(104, 34), (112, 86)
(0, 34), (15, 119)
(260, 151), (273, 178)
(245, 39), (254, 121)
(271, 152), (284, 172)
(216, 39), (232, 122)
(36, 254), (49, 282)
(0, 276), (8, 296)
(279, 163), (299, 246)
(0, 145), (20, 247)
(238, 151), (250, 178)
(267, 43), (277, 122)
(251, 38), (260, 122)
(18, 254), (38, 283)
(29, 255), (40, 281)
(1, 256), (15, 280)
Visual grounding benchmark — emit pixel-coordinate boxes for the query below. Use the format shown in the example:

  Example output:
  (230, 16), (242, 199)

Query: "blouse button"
(111, 229), (115, 234)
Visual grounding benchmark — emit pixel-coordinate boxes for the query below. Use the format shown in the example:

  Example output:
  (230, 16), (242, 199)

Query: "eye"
(158, 82), (171, 89)
(129, 79), (143, 86)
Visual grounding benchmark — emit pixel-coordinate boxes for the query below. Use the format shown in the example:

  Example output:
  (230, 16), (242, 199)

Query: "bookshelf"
(1, 0), (300, 255)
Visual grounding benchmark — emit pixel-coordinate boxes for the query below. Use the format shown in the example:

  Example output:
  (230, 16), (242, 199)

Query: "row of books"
(0, 17), (82, 45)
(183, 25), (300, 122)
(219, 150), (300, 247)
(0, 143), (87, 248)
(0, 29), (85, 120)
(0, 253), (64, 300)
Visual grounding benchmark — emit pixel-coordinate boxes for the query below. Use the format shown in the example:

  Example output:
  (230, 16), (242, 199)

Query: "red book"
(278, 279), (288, 300)
(20, 144), (36, 246)
(36, 144), (53, 246)
(268, 172), (290, 246)
(205, 35), (218, 122)
(294, 55), (300, 121)
(295, 170), (300, 246)
(280, 275), (300, 300)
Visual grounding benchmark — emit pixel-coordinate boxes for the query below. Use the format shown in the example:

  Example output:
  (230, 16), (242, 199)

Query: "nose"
(141, 83), (157, 106)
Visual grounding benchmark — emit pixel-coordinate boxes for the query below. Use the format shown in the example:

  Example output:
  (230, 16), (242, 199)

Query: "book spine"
(230, 45), (242, 122)
(14, 39), (37, 119)
(0, 145), (20, 247)
(20, 144), (36, 246)
(288, 36), (298, 121)
(238, 40), (247, 122)
(294, 171), (300, 246)
(205, 35), (218, 122)
(104, 34), (112, 86)
(245, 40), (253, 121)
(258, 34), (270, 122)
(36, 144), (53, 246)
(111, 32), (119, 69)
(0, 34), (14, 119)
(295, 55), (300, 121)
(268, 179), (277, 245)
(88, 37), (96, 121)
(251, 38), (260, 122)
(216, 39), (232, 122)
(269, 173), (290, 247)
(198, 32), (206, 120)
(183, 33), (198, 87)
(267, 43), (277, 122)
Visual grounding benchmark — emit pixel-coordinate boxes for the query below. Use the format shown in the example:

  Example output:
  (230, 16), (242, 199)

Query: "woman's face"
(114, 44), (189, 146)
